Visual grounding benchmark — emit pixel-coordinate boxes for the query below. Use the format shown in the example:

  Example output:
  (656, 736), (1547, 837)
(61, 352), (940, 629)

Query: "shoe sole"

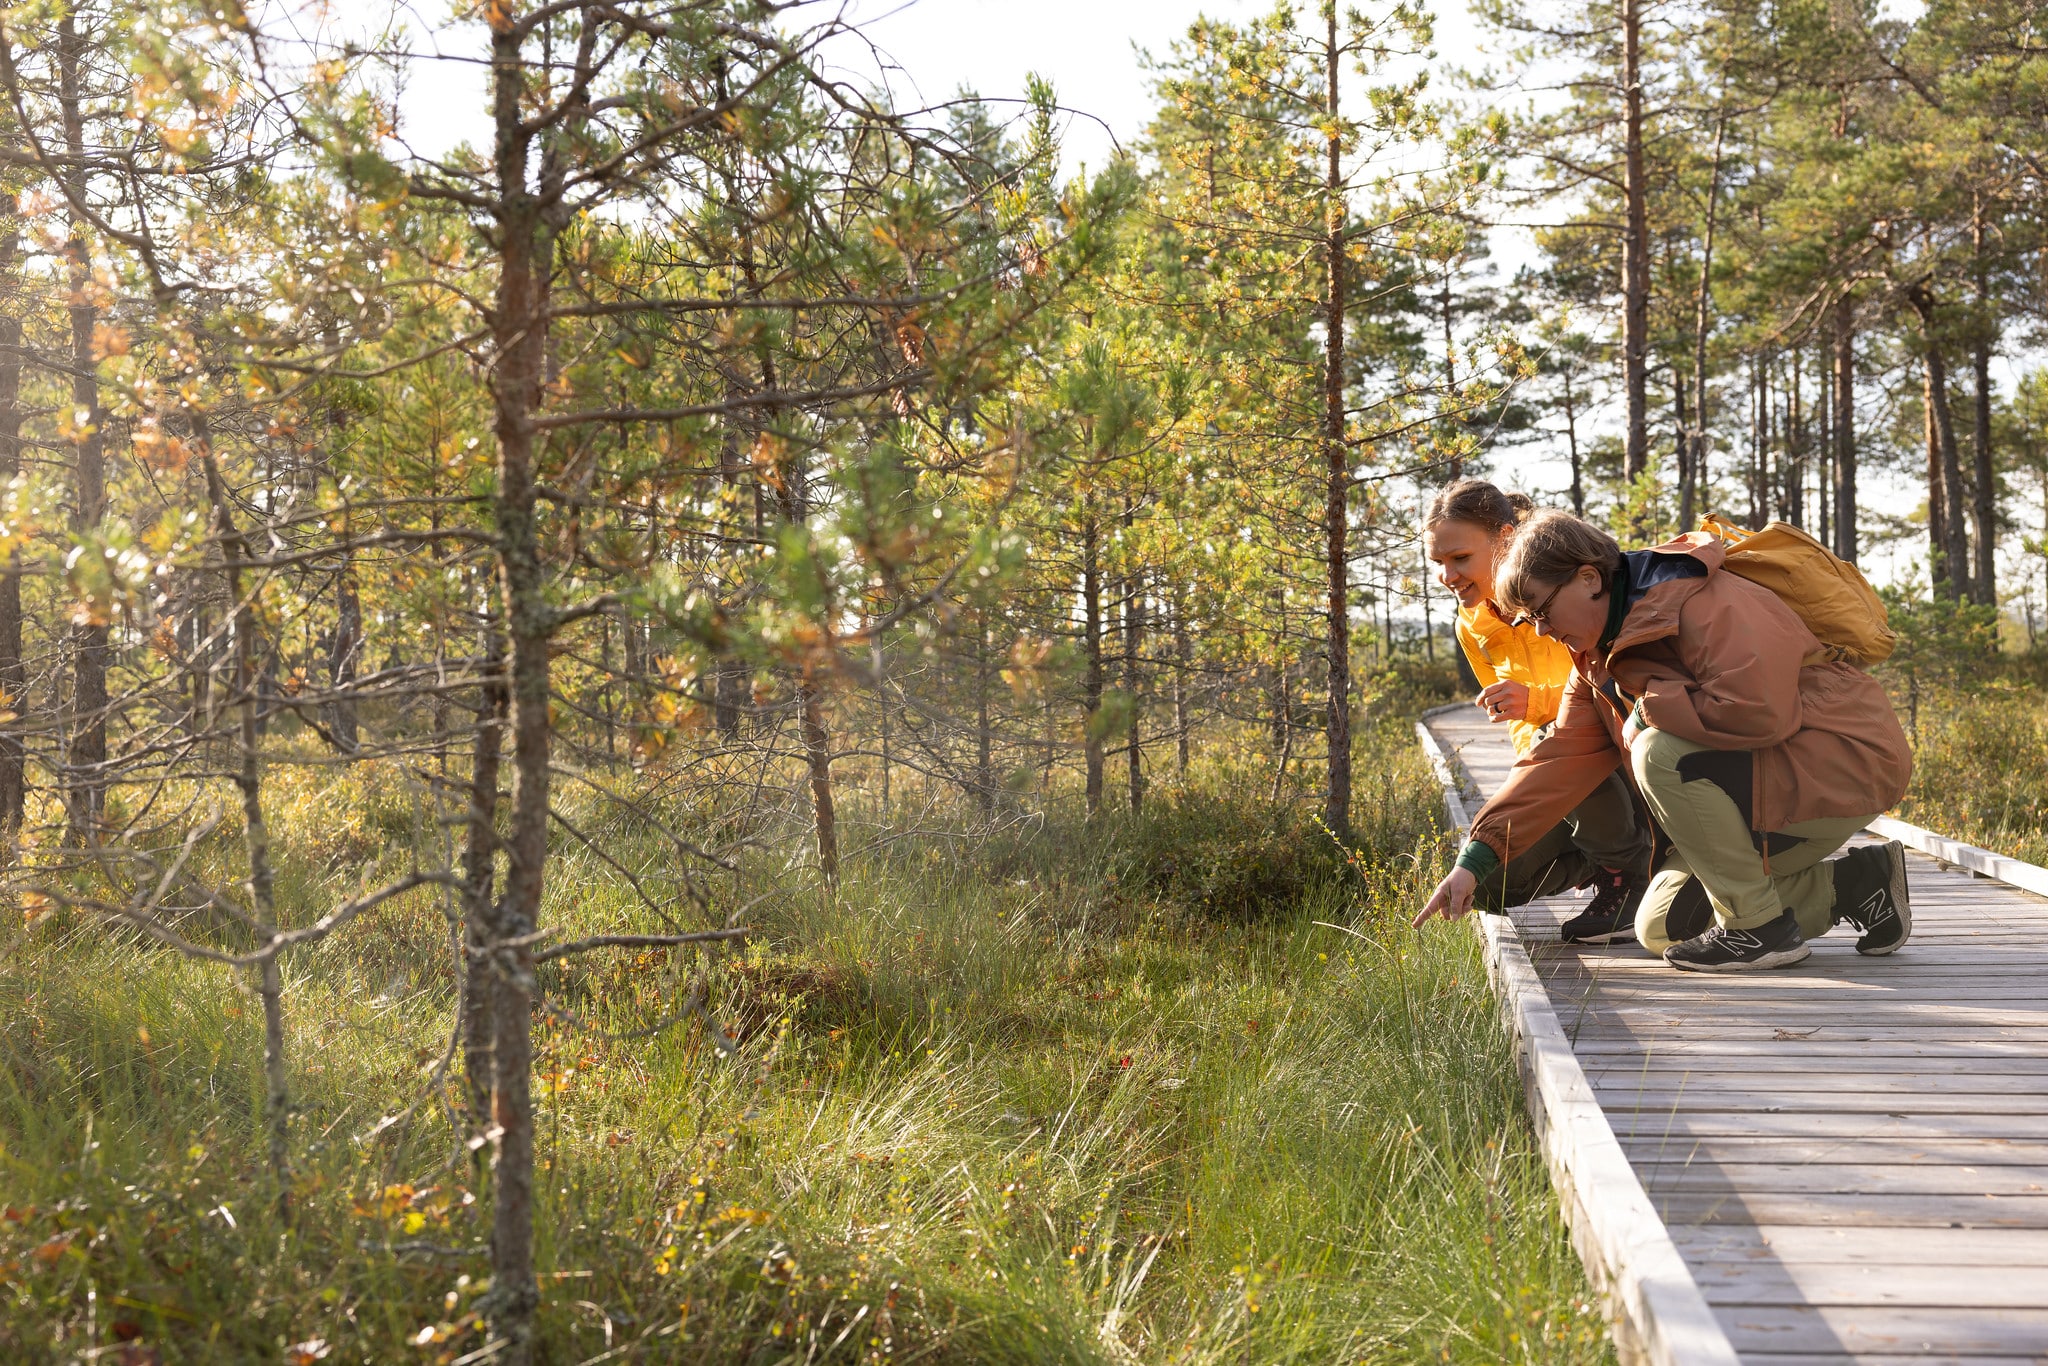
(1665, 943), (1812, 973)
(1563, 929), (1637, 946)
(1858, 839), (1912, 956)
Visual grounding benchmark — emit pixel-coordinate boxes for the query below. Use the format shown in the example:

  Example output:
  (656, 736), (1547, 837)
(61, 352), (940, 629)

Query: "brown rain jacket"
(1466, 534), (1913, 868)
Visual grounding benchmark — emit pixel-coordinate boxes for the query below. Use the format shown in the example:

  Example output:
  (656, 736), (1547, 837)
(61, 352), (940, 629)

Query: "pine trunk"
(1972, 196), (1997, 608)
(1833, 298), (1858, 562)
(59, 18), (107, 840)
(0, 192), (23, 838)
(1081, 510), (1104, 813)
(800, 680), (838, 881)
(481, 25), (551, 1357)
(1322, 7), (1352, 838)
(462, 621), (506, 1133)
(1619, 0), (1650, 486)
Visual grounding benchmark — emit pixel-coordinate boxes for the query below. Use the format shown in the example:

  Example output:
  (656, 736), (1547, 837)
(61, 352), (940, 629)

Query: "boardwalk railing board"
(1415, 707), (1742, 1366)
(1867, 815), (2048, 901)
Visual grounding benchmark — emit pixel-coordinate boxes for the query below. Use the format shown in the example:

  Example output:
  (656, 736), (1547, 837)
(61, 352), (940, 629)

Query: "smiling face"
(1514, 564), (1610, 654)
(1424, 519), (1513, 611)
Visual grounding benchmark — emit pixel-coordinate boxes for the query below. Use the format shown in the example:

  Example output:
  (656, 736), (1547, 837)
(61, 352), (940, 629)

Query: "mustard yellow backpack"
(1699, 516), (1897, 668)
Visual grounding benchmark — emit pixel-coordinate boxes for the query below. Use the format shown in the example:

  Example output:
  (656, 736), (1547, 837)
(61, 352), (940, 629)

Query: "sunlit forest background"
(1, 0), (2044, 1361)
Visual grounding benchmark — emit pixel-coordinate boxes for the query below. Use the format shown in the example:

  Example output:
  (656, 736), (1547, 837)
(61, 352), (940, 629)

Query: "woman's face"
(1424, 520), (1511, 611)
(1520, 564), (1610, 654)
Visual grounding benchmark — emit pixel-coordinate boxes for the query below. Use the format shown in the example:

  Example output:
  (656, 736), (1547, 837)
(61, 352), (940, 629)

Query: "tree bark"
(0, 191), (24, 838)
(328, 564), (361, 752)
(1172, 588), (1191, 780)
(1619, 0), (1650, 487)
(1910, 287), (1969, 599)
(1817, 342), (1832, 549)
(799, 679), (838, 881)
(1322, 4), (1353, 838)
(1971, 195), (1997, 608)
(481, 21), (554, 1357)
(1924, 367), (1949, 593)
(975, 610), (993, 816)
(199, 440), (290, 1224)
(1784, 354), (1804, 528)
(1749, 357), (1765, 528)
(1686, 105), (1728, 529)
(1122, 514), (1143, 812)
(873, 625), (890, 814)
(1833, 297), (1858, 562)
(1563, 365), (1585, 517)
(58, 16), (107, 841)
(1081, 509), (1103, 813)
(462, 618), (506, 1134)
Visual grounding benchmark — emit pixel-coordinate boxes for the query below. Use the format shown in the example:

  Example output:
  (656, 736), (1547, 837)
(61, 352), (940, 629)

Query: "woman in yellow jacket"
(1423, 479), (1651, 942)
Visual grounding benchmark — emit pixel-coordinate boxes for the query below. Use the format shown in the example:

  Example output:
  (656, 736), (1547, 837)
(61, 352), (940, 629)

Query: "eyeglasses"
(1512, 578), (1569, 630)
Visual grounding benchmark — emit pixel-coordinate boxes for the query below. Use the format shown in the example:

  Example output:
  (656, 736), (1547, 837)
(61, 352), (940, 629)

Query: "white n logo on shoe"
(1858, 889), (1893, 927)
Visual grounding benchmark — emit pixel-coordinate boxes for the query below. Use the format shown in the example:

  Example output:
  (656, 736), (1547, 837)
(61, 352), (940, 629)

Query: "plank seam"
(1416, 709), (1742, 1366)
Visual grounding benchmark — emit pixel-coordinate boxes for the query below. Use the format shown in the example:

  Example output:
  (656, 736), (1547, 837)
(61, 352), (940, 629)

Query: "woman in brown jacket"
(1414, 511), (1915, 972)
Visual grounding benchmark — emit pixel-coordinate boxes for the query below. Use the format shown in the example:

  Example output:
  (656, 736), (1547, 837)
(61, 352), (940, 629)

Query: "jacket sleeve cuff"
(1455, 840), (1501, 883)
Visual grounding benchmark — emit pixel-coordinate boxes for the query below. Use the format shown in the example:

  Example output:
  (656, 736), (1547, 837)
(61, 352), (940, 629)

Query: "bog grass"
(0, 722), (1611, 1364)
(1893, 670), (2048, 865)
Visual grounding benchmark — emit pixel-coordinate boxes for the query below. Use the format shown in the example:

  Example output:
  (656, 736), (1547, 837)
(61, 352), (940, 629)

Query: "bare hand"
(1414, 867), (1479, 927)
(1477, 681), (1529, 724)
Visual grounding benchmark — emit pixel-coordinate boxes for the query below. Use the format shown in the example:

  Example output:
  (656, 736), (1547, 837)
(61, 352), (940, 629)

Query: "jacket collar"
(1603, 533), (1723, 659)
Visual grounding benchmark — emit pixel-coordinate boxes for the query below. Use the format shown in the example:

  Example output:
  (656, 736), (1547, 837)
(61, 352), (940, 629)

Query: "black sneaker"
(1561, 868), (1642, 945)
(1663, 910), (1810, 972)
(1832, 839), (1912, 955)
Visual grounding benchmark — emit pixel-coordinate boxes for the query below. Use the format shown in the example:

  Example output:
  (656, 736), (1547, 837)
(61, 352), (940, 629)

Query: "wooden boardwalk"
(1424, 704), (2048, 1366)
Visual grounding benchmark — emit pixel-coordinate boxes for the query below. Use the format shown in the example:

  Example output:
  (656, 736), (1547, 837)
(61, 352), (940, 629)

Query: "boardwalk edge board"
(1415, 706), (1742, 1366)
(1867, 814), (2048, 901)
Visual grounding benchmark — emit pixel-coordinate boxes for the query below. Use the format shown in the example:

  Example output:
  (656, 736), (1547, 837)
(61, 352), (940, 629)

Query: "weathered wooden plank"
(1689, 1258), (2048, 1309)
(1545, 966), (2048, 986)
(1569, 1028), (2048, 1044)
(1741, 1356), (2048, 1365)
(1581, 1046), (2048, 1062)
(1650, 1190), (2048, 1227)
(1671, 1223), (2048, 1266)
(1632, 1163), (2048, 1196)
(1610, 1113), (2048, 1142)
(1591, 1092), (2048, 1116)
(1589, 1058), (2048, 1077)
(1714, 1304), (2048, 1357)
(1575, 1040), (2048, 1059)
(1564, 999), (2048, 1019)
(1589, 1081), (2048, 1097)
(1625, 1138), (2048, 1168)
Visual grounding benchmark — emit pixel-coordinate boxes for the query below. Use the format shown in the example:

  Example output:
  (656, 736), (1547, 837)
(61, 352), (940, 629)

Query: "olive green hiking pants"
(1630, 728), (1874, 956)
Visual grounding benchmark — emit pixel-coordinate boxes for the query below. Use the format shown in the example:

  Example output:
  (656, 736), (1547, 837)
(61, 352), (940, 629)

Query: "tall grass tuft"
(0, 720), (1611, 1363)
(1894, 673), (2048, 866)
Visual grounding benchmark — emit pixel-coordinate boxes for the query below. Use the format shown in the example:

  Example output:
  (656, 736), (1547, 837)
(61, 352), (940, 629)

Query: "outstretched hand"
(1414, 866), (1479, 927)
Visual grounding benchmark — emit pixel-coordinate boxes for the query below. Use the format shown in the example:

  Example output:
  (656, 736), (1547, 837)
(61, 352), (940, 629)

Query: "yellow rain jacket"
(1455, 600), (1574, 757)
